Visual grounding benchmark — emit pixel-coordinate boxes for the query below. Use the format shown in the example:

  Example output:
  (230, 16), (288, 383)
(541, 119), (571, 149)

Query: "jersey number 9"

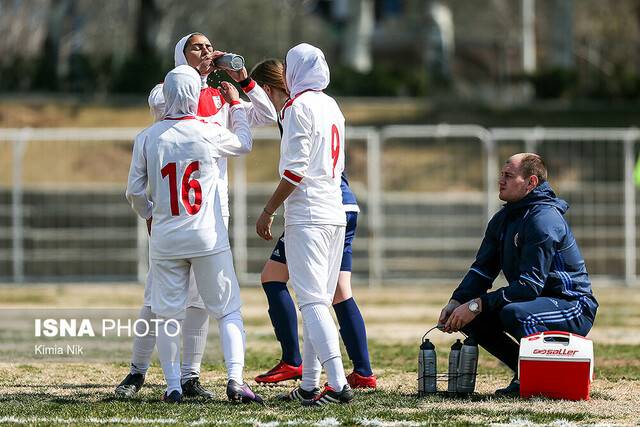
(331, 124), (340, 178)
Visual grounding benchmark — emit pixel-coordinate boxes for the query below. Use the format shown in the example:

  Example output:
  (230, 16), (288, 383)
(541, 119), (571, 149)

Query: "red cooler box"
(518, 331), (594, 400)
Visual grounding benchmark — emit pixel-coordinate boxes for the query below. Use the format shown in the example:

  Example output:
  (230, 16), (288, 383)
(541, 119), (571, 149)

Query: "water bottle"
(418, 337), (437, 395)
(457, 336), (478, 394)
(447, 339), (462, 393)
(214, 53), (245, 71)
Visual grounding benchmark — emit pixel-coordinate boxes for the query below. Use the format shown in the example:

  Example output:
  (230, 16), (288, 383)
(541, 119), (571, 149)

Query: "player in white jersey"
(256, 43), (354, 406)
(116, 32), (276, 399)
(126, 65), (263, 404)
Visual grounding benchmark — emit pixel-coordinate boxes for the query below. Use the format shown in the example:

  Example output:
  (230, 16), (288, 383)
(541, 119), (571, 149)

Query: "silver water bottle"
(447, 339), (462, 393)
(214, 53), (245, 71)
(457, 336), (478, 394)
(418, 338), (437, 395)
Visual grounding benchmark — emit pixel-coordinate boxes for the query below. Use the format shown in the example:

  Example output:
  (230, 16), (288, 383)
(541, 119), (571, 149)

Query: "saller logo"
(533, 348), (579, 356)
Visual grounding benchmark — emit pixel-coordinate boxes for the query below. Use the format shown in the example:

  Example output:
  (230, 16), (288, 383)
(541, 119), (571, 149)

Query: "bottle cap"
(463, 336), (477, 346)
(420, 339), (435, 350)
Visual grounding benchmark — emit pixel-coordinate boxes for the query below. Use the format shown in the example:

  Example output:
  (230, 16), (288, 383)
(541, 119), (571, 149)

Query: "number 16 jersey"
(126, 108), (252, 260)
(279, 90), (346, 227)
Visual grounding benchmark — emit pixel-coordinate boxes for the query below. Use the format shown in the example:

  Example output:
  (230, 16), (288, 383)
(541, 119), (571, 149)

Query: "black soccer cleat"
(114, 373), (145, 398)
(226, 379), (265, 405)
(161, 389), (182, 404)
(181, 377), (214, 399)
(302, 384), (354, 406)
(278, 386), (321, 402)
(495, 377), (520, 397)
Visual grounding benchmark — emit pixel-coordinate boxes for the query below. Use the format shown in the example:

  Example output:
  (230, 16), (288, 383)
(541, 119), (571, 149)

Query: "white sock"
(301, 322), (322, 391)
(130, 305), (156, 375)
(218, 309), (245, 384)
(181, 306), (209, 382)
(300, 303), (347, 391)
(156, 318), (182, 394)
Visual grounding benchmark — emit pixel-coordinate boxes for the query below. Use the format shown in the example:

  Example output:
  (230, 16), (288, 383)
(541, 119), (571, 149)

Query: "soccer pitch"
(0, 284), (638, 426)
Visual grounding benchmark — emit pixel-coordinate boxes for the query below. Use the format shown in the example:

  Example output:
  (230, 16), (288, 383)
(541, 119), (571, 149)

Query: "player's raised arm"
(238, 80), (277, 127)
(214, 81), (253, 156)
(125, 134), (153, 220)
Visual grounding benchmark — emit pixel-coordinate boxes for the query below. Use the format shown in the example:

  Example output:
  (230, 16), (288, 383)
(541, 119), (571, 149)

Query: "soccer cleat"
(114, 373), (145, 398)
(181, 377), (214, 399)
(226, 379), (265, 405)
(278, 386), (321, 402)
(302, 384), (354, 406)
(161, 390), (182, 404)
(495, 377), (520, 397)
(254, 361), (303, 384)
(346, 371), (377, 389)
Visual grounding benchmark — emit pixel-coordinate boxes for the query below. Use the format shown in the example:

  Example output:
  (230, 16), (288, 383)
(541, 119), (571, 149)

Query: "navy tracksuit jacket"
(450, 182), (598, 372)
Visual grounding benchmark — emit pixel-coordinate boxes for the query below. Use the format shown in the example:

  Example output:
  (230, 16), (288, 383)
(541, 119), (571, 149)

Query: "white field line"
(0, 416), (368, 426)
(0, 416), (433, 426)
(491, 419), (621, 427)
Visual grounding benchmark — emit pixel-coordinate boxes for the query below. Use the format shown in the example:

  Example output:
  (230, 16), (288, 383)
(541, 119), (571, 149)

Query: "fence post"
(624, 129), (638, 286)
(12, 129), (30, 283)
(136, 219), (148, 284)
(367, 128), (382, 288)
(233, 155), (248, 284)
(483, 132), (499, 222)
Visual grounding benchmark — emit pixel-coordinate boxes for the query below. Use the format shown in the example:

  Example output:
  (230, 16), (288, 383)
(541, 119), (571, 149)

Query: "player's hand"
(210, 50), (226, 71)
(438, 300), (460, 330)
(146, 217), (152, 236)
(194, 54), (214, 75)
(226, 67), (248, 83)
(256, 210), (274, 241)
(443, 301), (480, 333)
(218, 81), (240, 104)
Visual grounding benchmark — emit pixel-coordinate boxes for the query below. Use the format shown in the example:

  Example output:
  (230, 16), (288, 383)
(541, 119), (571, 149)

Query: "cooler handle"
(540, 331), (572, 345)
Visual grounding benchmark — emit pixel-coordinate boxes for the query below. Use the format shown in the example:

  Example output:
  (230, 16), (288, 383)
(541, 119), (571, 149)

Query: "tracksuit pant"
(462, 296), (596, 373)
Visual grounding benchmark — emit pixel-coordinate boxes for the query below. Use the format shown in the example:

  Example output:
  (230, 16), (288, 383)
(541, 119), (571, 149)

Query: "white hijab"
(162, 65), (201, 118)
(174, 33), (209, 89)
(285, 43), (330, 98)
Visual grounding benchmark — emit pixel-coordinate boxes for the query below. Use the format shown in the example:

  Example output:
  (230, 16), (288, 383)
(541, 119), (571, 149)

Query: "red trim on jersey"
(279, 89), (319, 120)
(230, 100), (241, 106)
(241, 79), (256, 93)
(283, 170), (303, 183)
(197, 87), (226, 117)
(163, 115), (196, 121)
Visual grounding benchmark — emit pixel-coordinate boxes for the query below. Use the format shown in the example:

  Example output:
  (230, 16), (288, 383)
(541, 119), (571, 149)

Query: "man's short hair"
(519, 153), (547, 184)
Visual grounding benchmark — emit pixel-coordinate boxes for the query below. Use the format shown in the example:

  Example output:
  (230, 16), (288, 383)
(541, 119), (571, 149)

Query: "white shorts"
(150, 249), (242, 320)
(285, 224), (345, 307)
(143, 216), (229, 310)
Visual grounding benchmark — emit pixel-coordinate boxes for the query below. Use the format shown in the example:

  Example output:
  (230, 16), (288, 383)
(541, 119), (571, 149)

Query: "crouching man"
(438, 153), (598, 396)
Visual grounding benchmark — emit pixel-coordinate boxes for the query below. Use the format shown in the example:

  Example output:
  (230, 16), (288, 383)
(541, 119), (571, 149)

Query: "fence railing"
(1, 125), (638, 286)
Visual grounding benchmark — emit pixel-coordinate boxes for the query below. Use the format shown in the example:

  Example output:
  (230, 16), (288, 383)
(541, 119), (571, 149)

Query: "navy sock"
(262, 282), (302, 367)
(334, 297), (373, 376)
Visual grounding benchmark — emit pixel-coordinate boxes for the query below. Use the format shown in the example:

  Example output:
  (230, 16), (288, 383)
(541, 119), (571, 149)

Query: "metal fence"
(1, 125), (638, 286)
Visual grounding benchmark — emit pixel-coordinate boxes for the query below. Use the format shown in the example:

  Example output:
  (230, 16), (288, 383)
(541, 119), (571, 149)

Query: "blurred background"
(0, 0), (639, 287)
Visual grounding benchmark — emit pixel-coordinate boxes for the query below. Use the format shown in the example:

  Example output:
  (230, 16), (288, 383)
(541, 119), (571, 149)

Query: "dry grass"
(0, 284), (638, 425)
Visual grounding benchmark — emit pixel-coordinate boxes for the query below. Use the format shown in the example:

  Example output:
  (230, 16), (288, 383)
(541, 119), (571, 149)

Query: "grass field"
(0, 283), (638, 426)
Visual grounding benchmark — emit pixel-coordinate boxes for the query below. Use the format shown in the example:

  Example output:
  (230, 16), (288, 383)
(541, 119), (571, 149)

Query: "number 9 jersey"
(279, 90), (346, 227)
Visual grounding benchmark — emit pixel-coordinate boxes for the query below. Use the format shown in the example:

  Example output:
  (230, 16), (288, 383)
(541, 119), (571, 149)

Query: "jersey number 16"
(161, 161), (202, 216)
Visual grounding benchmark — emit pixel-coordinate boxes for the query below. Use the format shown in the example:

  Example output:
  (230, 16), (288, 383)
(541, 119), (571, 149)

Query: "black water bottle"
(457, 336), (478, 394)
(418, 338), (437, 395)
(447, 339), (462, 393)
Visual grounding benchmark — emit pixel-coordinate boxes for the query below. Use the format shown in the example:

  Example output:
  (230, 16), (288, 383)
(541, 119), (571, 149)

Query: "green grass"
(0, 284), (639, 425)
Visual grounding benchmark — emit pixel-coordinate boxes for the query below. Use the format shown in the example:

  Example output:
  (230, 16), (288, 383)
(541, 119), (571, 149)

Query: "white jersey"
(127, 66), (253, 259)
(148, 78), (276, 217)
(279, 90), (346, 226)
